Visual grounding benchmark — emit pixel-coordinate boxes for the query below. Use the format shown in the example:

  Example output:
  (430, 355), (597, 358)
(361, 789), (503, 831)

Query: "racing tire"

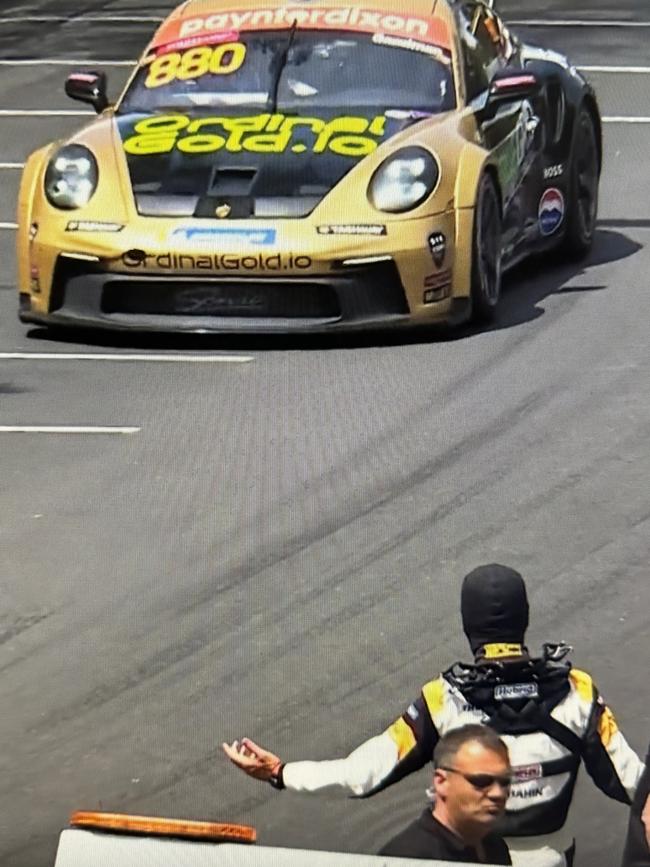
(561, 107), (599, 259)
(470, 173), (503, 323)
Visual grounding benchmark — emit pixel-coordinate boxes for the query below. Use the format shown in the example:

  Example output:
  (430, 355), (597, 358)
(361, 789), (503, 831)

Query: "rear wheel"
(470, 173), (502, 323)
(561, 107), (599, 258)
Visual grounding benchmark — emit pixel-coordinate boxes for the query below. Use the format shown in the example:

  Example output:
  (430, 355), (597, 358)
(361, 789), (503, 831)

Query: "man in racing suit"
(223, 564), (644, 867)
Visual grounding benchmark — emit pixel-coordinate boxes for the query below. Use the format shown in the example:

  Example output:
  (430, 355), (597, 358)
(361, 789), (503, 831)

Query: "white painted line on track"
(0, 15), (163, 23)
(0, 352), (254, 364)
(0, 109), (91, 117)
(15, 14), (650, 27)
(0, 425), (140, 434)
(0, 222), (18, 229)
(603, 116), (650, 123)
(0, 58), (643, 74)
(4, 109), (650, 123)
(0, 59), (134, 66)
(581, 66), (650, 73)
(509, 19), (650, 27)
(0, 162), (23, 168)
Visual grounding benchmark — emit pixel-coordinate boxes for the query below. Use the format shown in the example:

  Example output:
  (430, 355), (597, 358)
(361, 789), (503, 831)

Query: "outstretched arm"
(222, 689), (439, 797)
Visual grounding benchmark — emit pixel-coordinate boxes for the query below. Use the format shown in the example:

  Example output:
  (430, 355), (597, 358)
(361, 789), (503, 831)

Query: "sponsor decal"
(483, 643), (522, 659)
(28, 222), (38, 242)
(174, 287), (265, 314)
(423, 268), (451, 303)
(494, 682), (539, 701)
(66, 220), (124, 232)
(171, 226), (276, 245)
(153, 8), (450, 50)
(317, 224), (386, 236)
(154, 28), (240, 56)
(123, 112), (386, 158)
(144, 42), (247, 89)
(120, 250), (311, 271)
(538, 187), (564, 236)
(30, 265), (41, 293)
(372, 32), (450, 63)
(512, 763), (543, 783)
(543, 163), (564, 180)
(427, 231), (446, 266)
(510, 786), (544, 799)
(406, 703), (419, 721)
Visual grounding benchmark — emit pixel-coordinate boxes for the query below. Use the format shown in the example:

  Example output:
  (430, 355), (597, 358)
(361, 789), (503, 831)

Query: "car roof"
(150, 0), (459, 53)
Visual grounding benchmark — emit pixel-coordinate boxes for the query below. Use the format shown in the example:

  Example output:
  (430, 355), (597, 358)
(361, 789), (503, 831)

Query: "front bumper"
(20, 209), (473, 334)
(21, 256), (446, 333)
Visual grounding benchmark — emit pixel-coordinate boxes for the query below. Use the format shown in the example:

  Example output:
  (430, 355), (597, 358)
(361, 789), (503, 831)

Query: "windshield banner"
(152, 7), (450, 52)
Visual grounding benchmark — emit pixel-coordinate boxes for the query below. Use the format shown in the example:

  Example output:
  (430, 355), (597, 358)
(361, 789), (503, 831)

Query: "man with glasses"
(379, 724), (512, 863)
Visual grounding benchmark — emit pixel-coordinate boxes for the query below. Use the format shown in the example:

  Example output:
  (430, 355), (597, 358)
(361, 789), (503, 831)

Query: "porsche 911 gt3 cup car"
(17, 0), (601, 333)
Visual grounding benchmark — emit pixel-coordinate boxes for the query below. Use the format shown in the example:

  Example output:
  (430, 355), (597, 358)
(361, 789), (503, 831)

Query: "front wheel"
(470, 173), (503, 323)
(561, 107), (599, 259)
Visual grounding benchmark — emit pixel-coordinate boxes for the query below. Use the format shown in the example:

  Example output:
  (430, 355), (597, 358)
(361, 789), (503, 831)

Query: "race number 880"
(145, 43), (247, 89)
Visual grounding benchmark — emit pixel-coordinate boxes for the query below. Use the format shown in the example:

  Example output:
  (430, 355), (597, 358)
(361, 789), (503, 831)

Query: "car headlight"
(44, 145), (98, 209)
(368, 146), (439, 213)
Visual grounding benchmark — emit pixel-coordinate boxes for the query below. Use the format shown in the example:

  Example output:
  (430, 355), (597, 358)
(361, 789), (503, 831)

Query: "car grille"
(101, 279), (341, 319)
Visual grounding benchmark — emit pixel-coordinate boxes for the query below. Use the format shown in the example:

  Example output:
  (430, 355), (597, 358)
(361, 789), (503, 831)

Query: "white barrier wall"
(53, 829), (502, 867)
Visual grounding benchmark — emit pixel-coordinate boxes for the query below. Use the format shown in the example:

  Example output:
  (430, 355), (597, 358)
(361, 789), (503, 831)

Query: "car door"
(456, 2), (541, 260)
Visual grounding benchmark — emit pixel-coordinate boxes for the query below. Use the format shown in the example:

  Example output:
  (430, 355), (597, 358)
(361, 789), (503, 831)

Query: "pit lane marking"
(0, 425), (140, 434)
(0, 353), (254, 364)
(0, 162), (23, 168)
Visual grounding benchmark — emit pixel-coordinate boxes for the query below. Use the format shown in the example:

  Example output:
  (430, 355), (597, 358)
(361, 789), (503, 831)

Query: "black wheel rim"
(477, 184), (501, 304)
(575, 117), (598, 240)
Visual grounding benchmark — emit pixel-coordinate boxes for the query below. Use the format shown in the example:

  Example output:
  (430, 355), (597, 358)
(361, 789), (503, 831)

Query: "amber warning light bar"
(69, 811), (257, 843)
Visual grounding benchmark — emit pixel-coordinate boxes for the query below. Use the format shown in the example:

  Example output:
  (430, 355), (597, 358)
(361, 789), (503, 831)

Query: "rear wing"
(52, 811), (506, 867)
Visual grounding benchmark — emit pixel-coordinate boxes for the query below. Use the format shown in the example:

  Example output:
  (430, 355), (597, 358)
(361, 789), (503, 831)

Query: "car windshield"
(118, 30), (455, 115)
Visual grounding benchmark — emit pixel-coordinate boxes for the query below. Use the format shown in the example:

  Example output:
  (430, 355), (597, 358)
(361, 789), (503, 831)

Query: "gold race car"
(17, 0), (601, 333)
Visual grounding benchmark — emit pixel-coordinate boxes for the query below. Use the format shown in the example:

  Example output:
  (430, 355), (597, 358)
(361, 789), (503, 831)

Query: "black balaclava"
(461, 564), (529, 656)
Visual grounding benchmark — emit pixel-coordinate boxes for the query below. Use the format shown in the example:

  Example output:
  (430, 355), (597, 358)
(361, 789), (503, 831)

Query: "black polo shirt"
(378, 809), (512, 864)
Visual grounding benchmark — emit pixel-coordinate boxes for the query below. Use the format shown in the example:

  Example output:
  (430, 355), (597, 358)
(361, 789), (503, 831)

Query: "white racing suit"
(280, 646), (644, 867)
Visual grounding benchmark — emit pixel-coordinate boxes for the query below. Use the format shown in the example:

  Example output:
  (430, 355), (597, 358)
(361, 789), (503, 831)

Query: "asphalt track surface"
(0, 2), (649, 865)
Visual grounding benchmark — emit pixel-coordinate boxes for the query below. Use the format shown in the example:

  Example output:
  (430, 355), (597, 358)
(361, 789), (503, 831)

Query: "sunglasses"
(439, 767), (512, 790)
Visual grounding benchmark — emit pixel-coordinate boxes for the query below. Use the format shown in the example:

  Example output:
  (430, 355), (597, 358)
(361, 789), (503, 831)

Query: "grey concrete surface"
(0, 2), (648, 867)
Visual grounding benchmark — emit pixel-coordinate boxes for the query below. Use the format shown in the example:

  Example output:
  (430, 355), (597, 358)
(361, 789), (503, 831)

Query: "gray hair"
(433, 724), (509, 769)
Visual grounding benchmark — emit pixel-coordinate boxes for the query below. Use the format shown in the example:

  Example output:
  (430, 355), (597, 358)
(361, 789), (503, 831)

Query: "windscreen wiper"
(268, 18), (298, 114)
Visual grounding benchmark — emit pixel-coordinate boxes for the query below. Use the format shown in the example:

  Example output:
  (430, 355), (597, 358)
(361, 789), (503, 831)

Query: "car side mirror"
(65, 71), (109, 113)
(487, 69), (539, 105)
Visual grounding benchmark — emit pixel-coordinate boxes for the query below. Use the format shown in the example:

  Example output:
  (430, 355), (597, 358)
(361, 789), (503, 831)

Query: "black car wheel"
(470, 173), (502, 323)
(562, 107), (599, 258)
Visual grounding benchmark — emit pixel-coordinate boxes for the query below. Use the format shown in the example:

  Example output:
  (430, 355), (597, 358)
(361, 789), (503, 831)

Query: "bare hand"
(642, 792), (650, 849)
(222, 737), (282, 781)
